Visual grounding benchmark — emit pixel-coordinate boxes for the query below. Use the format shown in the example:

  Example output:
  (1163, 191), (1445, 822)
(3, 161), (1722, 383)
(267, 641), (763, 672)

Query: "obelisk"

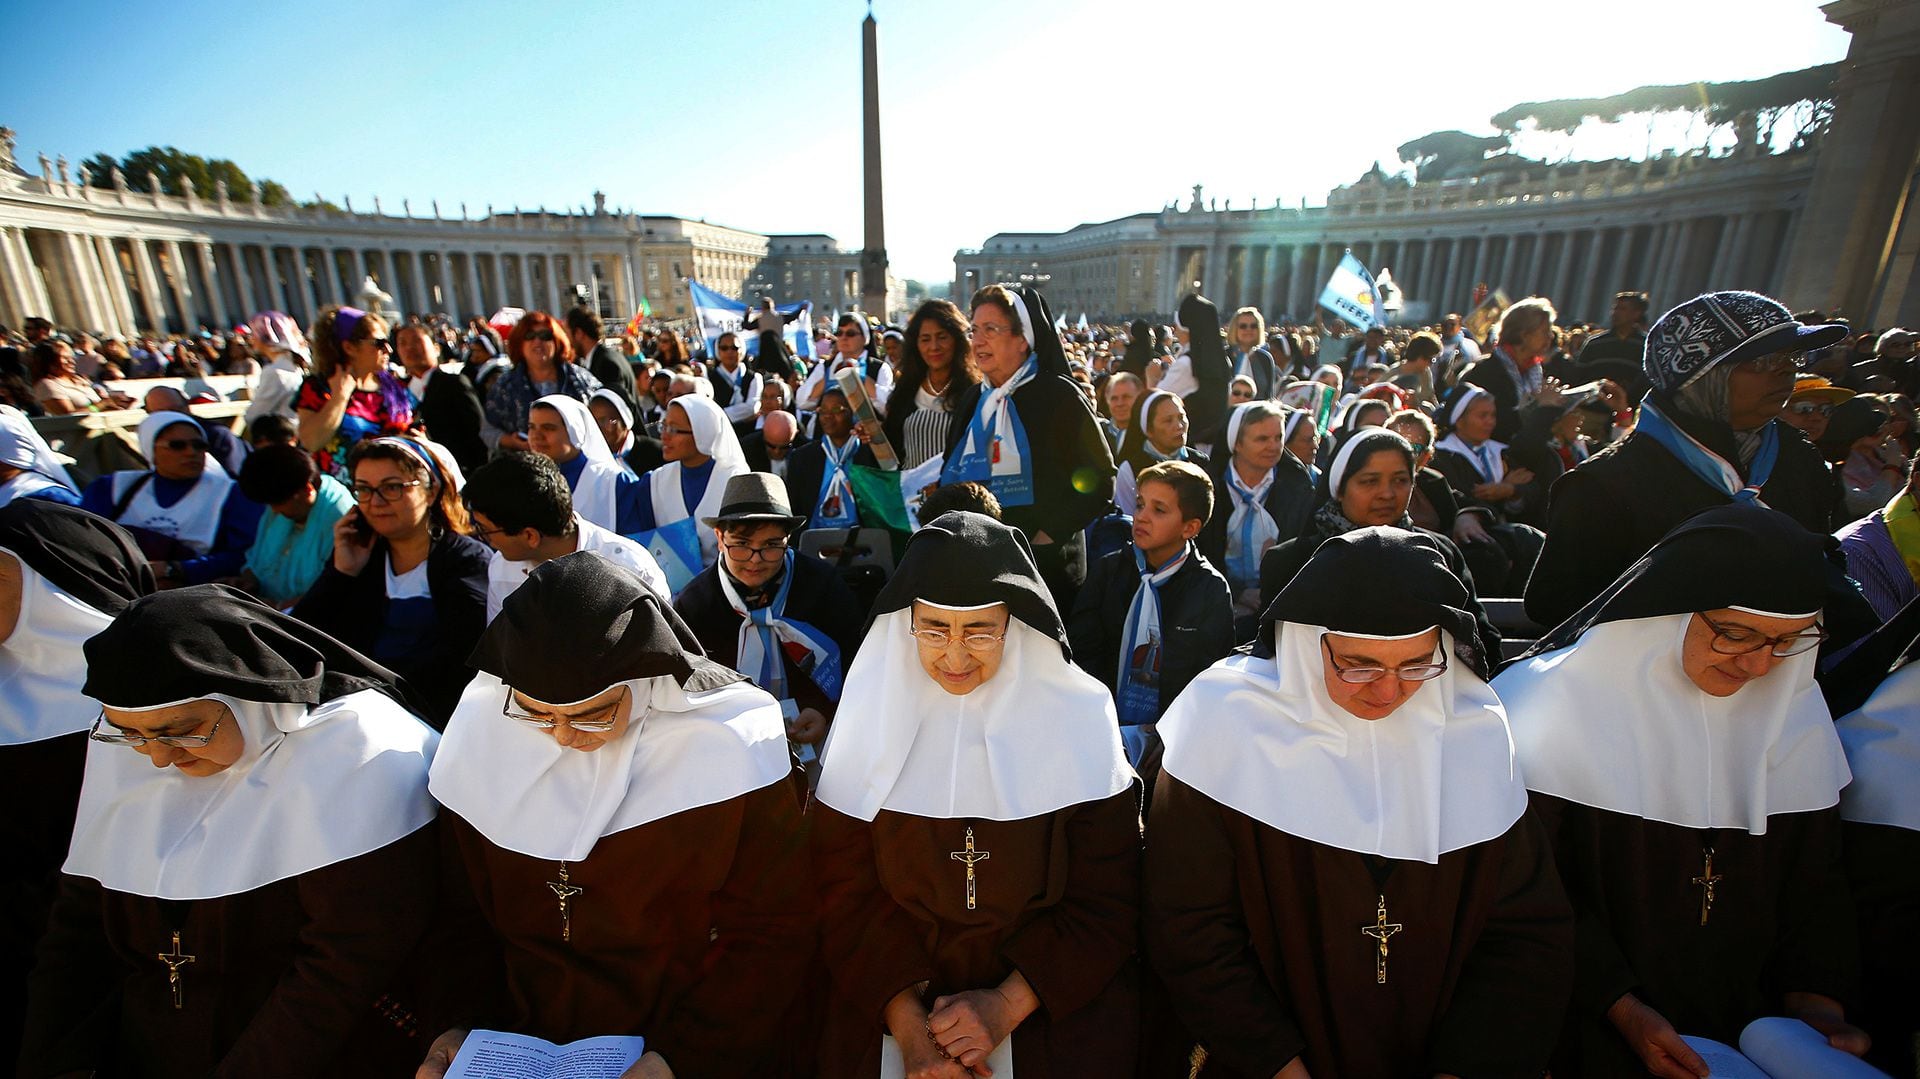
(859, 6), (889, 320)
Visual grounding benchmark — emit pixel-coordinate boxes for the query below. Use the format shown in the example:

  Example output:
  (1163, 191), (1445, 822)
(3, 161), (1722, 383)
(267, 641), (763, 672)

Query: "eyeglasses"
(88, 707), (225, 748)
(969, 324), (1015, 339)
(718, 344), (739, 352)
(907, 624), (1008, 652)
(660, 424), (694, 437)
(1737, 354), (1799, 376)
(526, 330), (555, 343)
(157, 437), (210, 453)
(351, 479), (427, 503)
(503, 683), (627, 732)
(722, 539), (790, 562)
(835, 329), (864, 338)
(1788, 402), (1833, 416)
(1321, 635), (1450, 684)
(357, 336), (393, 351)
(1697, 614), (1827, 658)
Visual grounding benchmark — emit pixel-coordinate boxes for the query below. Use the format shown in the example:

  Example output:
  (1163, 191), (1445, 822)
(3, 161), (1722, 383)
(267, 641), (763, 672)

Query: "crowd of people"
(0, 272), (1915, 1079)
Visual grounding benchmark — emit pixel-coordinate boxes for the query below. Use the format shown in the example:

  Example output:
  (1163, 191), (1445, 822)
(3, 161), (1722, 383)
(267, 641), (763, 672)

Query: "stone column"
(346, 247), (367, 298)
(466, 252), (485, 316)
(406, 252), (432, 315)
(195, 241), (229, 328)
(128, 238), (171, 331)
(62, 233), (114, 332)
(0, 228), (33, 325)
(7, 229), (55, 324)
(1724, 214), (1761, 290)
(1551, 231), (1583, 310)
(91, 235), (138, 336)
(1467, 237), (1493, 301)
(228, 243), (257, 317)
(299, 249), (324, 322)
(1776, 0), (1920, 316)
(1654, 220), (1693, 309)
(1715, 215), (1754, 289)
(543, 254), (561, 313)
(1439, 238), (1466, 315)
(517, 254), (534, 308)
(162, 240), (198, 328)
(1260, 245), (1281, 317)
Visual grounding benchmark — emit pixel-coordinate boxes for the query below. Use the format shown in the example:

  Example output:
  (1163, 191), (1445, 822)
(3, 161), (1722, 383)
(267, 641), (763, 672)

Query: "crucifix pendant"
(1691, 847), (1723, 927)
(1361, 894), (1403, 984)
(949, 826), (991, 911)
(547, 861), (584, 942)
(156, 929), (195, 1010)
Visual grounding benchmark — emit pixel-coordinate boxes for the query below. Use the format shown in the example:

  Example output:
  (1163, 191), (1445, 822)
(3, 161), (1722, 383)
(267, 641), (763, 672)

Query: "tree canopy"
(1488, 63), (1838, 136)
(82, 145), (296, 207)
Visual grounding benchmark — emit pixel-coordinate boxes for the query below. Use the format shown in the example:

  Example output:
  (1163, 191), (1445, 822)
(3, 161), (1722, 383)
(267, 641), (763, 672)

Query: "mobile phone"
(347, 508), (373, 541)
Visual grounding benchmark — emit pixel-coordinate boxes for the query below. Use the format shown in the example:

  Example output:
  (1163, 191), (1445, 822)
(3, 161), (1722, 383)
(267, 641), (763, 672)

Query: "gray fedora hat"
(700, 472), (807, 530)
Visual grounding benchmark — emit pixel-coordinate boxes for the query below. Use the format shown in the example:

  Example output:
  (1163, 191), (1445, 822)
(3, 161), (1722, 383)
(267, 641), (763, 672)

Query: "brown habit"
(19, 824), (440, 1079)
(1532, 794), (1860, 1077)
(441, 777), (812, 1079)
(812, 785), (1142, 1079)
(1144, 775), (1574, 1079)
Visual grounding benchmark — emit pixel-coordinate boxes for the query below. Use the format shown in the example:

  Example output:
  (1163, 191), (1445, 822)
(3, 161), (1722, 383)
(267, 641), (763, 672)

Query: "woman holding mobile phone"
(293, 437), (488, 728)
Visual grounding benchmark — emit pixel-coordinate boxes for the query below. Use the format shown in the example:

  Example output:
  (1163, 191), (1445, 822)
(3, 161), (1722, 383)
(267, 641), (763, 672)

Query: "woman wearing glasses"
(1145, 526), (1574, 1079)
(20, 585), (445, 1078)
(1498, 505), (1865, 1078)
(293, 437), (487, 728)
(483, 310), (603, 457)
(420, 553), (806, 1079)
(812, 511), (1139, 1078)
(295, 305), (417, 479)
(79, 411), (265, 588)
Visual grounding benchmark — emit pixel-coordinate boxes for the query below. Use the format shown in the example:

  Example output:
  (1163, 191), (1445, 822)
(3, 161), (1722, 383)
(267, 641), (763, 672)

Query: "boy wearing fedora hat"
(672, 472), (864, 766)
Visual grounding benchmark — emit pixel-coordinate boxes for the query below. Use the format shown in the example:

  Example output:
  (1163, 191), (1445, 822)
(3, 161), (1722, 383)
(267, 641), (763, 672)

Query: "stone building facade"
(0, 134), (901, 335)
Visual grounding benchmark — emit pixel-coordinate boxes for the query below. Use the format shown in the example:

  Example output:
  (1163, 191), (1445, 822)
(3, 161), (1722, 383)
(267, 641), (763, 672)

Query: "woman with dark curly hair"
(879, 300), (981, 469)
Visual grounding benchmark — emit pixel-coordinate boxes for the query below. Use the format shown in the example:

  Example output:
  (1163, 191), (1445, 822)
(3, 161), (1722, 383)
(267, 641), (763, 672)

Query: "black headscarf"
(82, 584), (426, 714)
(1178, 293), (1231, 444)
(0, 500), (153, 613)
(1817, 395), (1891, 461)
(1253, 525), (1491, 679)
(470, 550), (742, 703)
(1012, 283), (1070, 381)
(868, 510), (1066, 653)
(1119, 319), (1154, 377)
(1819, 594), (1920, 718)
(1520, 503), (1835, 661)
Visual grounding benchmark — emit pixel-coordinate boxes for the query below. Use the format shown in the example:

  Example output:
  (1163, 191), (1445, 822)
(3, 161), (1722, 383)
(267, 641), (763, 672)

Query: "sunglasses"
(157, 438), (210, 453)
(526, 330), (555, 343)
(1788, 402), (1833, 416)
(358, 336), (393, 351)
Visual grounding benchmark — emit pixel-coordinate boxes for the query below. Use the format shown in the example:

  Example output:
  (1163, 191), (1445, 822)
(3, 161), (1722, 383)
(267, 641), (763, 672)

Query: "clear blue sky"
(4, 0), (1851, 284)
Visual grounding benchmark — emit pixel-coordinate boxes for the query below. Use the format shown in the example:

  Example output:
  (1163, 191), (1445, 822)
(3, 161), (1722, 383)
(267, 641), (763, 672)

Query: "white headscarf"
(63, 690), (439, 900)
(1158, 624), (1525, 863)
(815, 606), (1135, 822)
(429, 671), (789, 861)
(1834, 659), (1920, 832)
(535, 394), (626, 533)
(648, 396), (749, 562)
(0, 557), (116, 744)
(0, 405), (77, 507)
(591, 388), (637, 457)
(1497, 612), (1851, 834)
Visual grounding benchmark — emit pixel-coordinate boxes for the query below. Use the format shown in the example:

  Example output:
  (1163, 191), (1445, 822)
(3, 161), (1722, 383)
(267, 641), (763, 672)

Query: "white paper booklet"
(1681, 1017), (1889, 1078)
(447, 1030), (646, 1079)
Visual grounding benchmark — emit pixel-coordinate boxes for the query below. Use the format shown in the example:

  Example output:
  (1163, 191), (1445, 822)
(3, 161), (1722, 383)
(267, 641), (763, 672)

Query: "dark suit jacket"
(417, 367), (488, 472)
(672, 552), (865, 724)
(1461, 354), (1525, 443)
(1196, 451), (1316, 575)
(741, 429), (808, 474)
(584, 342), (637, 410)
(1068, 545), (1233, 718)
(783, 437), (879, 528)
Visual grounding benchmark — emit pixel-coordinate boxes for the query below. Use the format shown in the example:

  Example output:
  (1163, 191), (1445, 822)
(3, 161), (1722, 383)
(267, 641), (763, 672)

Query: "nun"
(0, 502), (152, 1058)
(1172, 293), (1232, 455)
(527, 393), (646, 535)
(0, 404), (80, 508)
(939, 283), (1116, 605)
(1819, 598), (1920, 1078)
(811, 511), (1140, 1078)
(630, 394), (751, 584)
(80, 411), (264, 586)
(1257, 428), (1502, 659)
(1145, 526), (1574, 1079)
(1197, 402), (1316, 631)
(800, 312), (893, 414)
(1112, 388), (1204, 516)
(419, 552), (808, 1079)
(20, 585), (445, 1077)
(1496, 504), (1865, 1077)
